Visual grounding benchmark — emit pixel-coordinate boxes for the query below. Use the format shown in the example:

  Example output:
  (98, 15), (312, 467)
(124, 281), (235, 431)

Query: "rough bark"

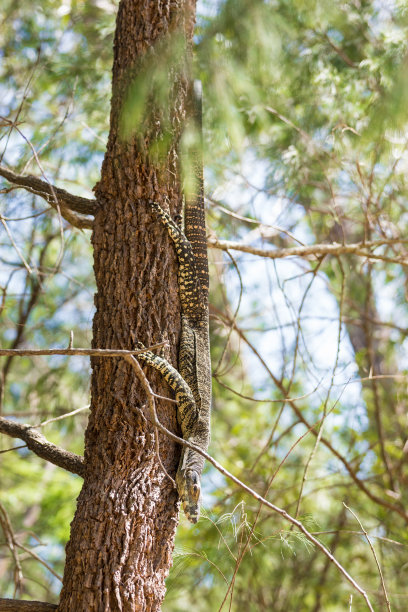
(58, 1), (197, 610)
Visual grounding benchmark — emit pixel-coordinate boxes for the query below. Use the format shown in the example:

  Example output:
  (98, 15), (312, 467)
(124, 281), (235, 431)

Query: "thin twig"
(0, 503), (23, 596)
(33, 405), (90, 428)
(213, 250), (243, 377)
(211, 198), (305, 245)
(344, 504), (391, 612)
(0, 216), (32, 275)
(0, 444), (27, 454)
(16, 541), (63, 582)
(213, 374), (323, 404)
(125, 355), (176, 489)
(294, 259), (345, 521)
(311, 530), (404, 547)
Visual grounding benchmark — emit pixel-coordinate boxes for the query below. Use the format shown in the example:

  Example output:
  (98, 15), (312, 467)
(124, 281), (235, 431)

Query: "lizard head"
(177, 469), (201, 524)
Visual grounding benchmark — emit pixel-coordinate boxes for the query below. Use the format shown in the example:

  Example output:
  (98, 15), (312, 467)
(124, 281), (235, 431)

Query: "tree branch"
(208, 236), (408, 264)
(0, 344), (167, 474)
(0, 417), (85, 476)
(0, 344), (166, 358)
(0, 600), (57, 611)
(0, 164), (96, 229)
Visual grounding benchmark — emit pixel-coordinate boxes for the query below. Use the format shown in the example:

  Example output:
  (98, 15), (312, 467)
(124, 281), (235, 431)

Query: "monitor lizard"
(137, 81), (211, 523)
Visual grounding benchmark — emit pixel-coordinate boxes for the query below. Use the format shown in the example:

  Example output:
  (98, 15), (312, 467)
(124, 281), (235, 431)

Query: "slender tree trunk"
(58, 1), (197, 610)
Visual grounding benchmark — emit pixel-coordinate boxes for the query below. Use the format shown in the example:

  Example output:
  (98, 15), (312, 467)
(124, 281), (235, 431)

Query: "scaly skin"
(136, 341), (204, 523)
(140, 81), (211, 523)
(147, 202), (211, 523)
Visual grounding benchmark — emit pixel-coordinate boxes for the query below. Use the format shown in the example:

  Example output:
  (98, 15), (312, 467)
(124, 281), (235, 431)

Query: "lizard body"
(148, 201), (211, 524)
(140, 82), (211, 523)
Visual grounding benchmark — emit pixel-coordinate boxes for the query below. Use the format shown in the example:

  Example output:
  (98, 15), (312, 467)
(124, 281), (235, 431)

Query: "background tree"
(1, 1), (408, 611)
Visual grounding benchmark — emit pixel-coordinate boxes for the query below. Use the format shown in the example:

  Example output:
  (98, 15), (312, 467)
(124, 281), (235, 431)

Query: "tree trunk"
(58, 1), (197, 610)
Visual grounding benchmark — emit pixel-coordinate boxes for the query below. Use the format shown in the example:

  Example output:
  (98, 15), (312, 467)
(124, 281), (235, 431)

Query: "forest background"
(1, 0), (408, 610)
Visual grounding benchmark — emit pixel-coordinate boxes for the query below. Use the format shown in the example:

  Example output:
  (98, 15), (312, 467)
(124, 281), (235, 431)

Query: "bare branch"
(0, 165), (96, 215)
(0, 417), (84, 476)
(0, 343), (166, 358)
(0, 164), (96, 229)
(0, 216), (32, 274)
(208, 236), (408, 264)
(16, 542), (62, 583)
(0, 600), (57, 611)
